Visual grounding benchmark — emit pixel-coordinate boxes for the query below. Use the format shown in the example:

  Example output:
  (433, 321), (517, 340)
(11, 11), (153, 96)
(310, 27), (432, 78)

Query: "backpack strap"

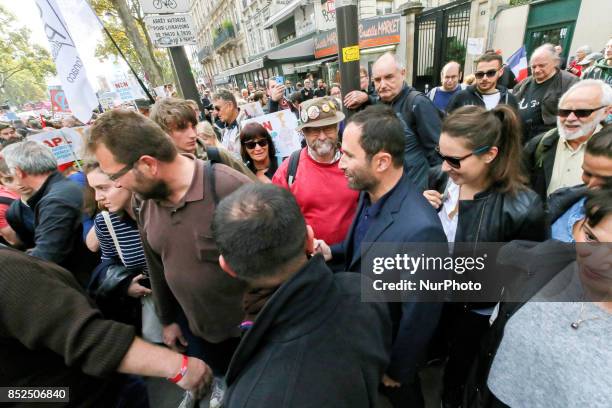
(404, 89), (422, 126)
(535, 128), (558, 168)
(205, 161), (219, 205)
(286, 149), (302, 187)
(206, 146), (222, 164)
(101, 211), (125, 265)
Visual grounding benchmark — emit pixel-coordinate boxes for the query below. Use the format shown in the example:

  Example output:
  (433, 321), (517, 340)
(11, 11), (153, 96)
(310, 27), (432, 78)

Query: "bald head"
(530, 43), (560, 83)
(440, 61), (462, 91)
(372, 53), (406, 102)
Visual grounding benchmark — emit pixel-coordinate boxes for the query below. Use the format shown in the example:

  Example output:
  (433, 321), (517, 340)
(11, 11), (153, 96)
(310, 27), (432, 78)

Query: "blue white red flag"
(506, 46), (529, 83)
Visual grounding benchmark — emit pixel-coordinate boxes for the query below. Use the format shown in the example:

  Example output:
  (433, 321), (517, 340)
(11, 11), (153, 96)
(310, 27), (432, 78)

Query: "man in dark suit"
(315, 105), (447, 408)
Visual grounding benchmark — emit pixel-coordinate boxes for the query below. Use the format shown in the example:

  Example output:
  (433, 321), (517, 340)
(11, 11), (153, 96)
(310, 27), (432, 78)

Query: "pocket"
(195, 233), (220, 263)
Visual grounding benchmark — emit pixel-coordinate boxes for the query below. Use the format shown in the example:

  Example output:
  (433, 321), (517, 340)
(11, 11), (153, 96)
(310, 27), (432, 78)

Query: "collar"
(561, 137), (590, 152)
(363, 177), (401, 218)
(26, 171), (60, 208)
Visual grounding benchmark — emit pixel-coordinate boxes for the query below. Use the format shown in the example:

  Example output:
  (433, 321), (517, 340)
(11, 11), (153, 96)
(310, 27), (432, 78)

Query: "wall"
(570, 0), (611, 58)
(490, 4), (529, 60)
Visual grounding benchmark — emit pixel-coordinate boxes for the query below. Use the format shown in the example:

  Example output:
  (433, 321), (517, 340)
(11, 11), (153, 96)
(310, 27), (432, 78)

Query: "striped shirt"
(94, 212), (147, 272)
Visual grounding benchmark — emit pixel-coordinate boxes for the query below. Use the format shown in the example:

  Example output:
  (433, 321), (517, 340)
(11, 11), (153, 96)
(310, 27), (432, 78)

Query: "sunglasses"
(243, 139), (268, 149)
(557, 106), (605, 118)
(474, 69), (499, 79)
(435, 145), (491, 169)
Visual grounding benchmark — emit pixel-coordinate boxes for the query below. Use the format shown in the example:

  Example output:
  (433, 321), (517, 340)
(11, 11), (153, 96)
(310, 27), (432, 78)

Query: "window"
(376, 0), (393, 16)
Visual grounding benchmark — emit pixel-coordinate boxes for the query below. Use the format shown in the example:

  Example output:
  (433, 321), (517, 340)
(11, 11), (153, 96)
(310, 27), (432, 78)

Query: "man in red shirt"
(272, 96), (358, 245)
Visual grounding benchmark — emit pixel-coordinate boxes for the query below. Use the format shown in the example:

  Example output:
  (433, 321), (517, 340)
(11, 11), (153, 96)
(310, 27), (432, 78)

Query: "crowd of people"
(0, 39), (611, 408)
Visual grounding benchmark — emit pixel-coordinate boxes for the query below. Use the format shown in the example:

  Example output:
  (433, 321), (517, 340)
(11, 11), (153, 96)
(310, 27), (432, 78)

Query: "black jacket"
(446, 85), (518, 113)
(463, 240), (576, 408)
(513, 69), (579, 126)
(331, 171), (447, 382)
(26, 171), (98, 287)
(429, 168), (547, 244)
(224, 255), (392, 408)
(523, 128), (561, 201)
(546, 184), (587, 229)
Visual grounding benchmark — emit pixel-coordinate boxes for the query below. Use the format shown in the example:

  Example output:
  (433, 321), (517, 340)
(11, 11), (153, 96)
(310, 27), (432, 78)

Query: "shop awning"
(216, 58), (265, 77)
(263, 0), (306, 30)
(267, 37), (315, 60)
(291, 56), (337, 72)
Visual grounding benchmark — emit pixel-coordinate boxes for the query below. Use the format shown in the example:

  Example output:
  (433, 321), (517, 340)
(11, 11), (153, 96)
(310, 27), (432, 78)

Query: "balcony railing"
(213, 25), (236, 49)
(198, 46), (213, 61)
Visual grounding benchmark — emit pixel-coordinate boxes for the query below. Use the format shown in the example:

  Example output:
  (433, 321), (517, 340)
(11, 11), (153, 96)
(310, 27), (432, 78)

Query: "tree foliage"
(0, 5), (56, 105)
(90, 0), (172, 85)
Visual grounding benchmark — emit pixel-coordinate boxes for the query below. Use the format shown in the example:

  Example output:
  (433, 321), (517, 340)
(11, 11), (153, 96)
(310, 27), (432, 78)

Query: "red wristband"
(168, 354), (189, 383)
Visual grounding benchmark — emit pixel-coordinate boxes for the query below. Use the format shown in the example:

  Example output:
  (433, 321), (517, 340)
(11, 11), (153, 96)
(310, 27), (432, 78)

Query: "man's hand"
(163, 323), (188, 352)
(382, 374), (401, 388)
(127, 274), (153, 298)
(313, 239), (332, 261)
(343, 90), (369, 109)
(176, 356), (213, 398)
(270, 84), (285, 102)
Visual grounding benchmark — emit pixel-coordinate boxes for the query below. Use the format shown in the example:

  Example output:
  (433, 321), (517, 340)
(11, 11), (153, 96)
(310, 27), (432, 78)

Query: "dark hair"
(475, 52), (503, 67)
(585, 186), (612, 228)
(212, 90), (237, 108)
(82, 161), (101, 217)
(586, 125), (612, 158)
(252, 91), (266, 104)
(150, 98), (198, 132)
(289, 91), (304, 104)
(239, 122), (278, 174)
(442, 105), (527, 194)
(212, 184), (307, 281)
(347, 105), (405, 167)
(89, 109), (177, 165)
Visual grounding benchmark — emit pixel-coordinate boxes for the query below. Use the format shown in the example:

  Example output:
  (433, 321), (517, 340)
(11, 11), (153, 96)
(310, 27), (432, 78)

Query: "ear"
(305, 225), (315, 254)
(13, 166), (25, 179)
(374, 152), (393, 172)
(484, 146), (499, 163)
(219, 255), (238, 278)
(498, 66), (505, 77)
(137, 155), (158, 176)
(400, 67), (406, 78)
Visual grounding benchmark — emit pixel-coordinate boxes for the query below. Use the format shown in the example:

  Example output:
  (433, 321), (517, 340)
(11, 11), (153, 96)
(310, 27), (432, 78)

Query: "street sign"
(141, 0), (191, 14)
(144, 13), (197, 47)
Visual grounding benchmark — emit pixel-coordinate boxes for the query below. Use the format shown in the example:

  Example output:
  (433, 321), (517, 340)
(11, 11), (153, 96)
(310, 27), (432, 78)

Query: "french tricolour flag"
(506, 46), (529, 82)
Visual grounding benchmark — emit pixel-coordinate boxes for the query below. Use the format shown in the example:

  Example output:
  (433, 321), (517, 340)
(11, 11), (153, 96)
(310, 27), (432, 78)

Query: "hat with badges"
(297, 96), (345, 131)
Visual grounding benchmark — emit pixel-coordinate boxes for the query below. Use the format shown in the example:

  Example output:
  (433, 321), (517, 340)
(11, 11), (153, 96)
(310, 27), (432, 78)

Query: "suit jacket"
(331, 171), (447, 382)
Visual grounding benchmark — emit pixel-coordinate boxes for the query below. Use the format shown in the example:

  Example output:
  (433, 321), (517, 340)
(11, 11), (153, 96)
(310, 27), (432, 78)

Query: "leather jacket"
(429, 168), (547, 244)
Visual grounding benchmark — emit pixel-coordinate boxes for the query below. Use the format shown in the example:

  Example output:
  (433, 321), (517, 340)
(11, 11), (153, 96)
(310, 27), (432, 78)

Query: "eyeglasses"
(557, 106), (606, 118)
(213, 105), (222, 111)
(107, 162), (135, 181)
(302, 125), (337, 137)
(474, 69), (500, 79)
(243, 139), (269, 149)
(435, 145), (491, 169)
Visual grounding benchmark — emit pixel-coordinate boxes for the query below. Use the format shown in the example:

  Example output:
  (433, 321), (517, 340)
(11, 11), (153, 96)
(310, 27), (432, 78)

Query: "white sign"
(35, 0), (98, 124)
(112, 79), (137, 102)
(98, 92), (121, 110)
(467, 37), (485, 56)
(242, 110), (302, 159)
(28, 126), (89, 165)
(144, 13), (197, 47)
(141, 0), (191, 14)
(240, 102), (266, 119)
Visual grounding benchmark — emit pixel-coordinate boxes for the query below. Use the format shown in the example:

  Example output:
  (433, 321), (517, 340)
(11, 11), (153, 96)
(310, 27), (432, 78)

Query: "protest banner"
(28, 126), (89, 166)
(240, 102), (265, 119)
(242, 110), (302, 159)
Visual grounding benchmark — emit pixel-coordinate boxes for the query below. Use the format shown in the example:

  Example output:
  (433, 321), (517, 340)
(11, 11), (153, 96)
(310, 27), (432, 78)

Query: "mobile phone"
(275, 76), (284, 85)
(140, 276), (151, 289)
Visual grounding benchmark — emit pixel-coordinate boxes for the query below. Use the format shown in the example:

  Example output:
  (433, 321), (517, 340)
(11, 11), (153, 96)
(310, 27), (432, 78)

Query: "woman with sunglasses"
(423, 105), (546, 408)
(239, 122), (278, 183)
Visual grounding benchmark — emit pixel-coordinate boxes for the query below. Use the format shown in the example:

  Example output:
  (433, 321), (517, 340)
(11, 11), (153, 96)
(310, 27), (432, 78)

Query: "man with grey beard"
(524, 79), (612, 201)
(272, 97), (359, 246)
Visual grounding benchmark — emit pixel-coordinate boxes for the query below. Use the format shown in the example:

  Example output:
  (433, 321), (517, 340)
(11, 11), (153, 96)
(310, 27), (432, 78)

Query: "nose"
(338, 154), (347, 170)
(94, 190), (105, 202)
(441, 160), (452, 172)
(566, 111), (579, 121)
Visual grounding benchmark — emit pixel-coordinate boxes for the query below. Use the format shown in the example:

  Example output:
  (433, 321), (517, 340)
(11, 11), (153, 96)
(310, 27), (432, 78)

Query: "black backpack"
(285, 149), (302, 187)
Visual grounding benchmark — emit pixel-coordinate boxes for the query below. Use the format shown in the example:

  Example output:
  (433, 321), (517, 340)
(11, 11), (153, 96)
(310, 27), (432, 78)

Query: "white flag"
(35, 0), (98, 123)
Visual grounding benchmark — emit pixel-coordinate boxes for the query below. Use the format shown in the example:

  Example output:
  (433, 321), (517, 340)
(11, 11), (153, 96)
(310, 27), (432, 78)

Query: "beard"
(133, 170), (171, 200)
(345, 167), (378, 191)
(558, 112), (605, 141)
(308, 138), (336, 157)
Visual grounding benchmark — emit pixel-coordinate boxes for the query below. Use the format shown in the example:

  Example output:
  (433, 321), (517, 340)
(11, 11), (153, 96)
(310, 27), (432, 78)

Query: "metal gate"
(413, 0), (471, 92)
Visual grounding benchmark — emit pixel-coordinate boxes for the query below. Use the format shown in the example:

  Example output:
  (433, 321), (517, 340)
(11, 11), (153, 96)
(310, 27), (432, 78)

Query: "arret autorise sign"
(144, 13), (197, 48)
(141, 0), (191, 14)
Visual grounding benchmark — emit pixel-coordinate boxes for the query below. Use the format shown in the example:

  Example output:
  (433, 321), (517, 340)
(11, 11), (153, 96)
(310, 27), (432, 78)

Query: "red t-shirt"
(273, 148), (359, 245)
(0, 187), (19, 229)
